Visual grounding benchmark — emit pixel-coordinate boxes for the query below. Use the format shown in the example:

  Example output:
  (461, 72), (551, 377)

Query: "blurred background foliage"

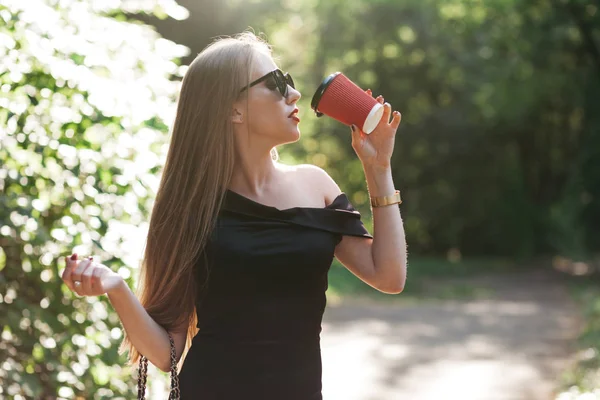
(0, 0), (188, 398)
(1, 0), (599, 398)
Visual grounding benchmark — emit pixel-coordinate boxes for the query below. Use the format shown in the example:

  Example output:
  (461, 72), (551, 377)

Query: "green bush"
(0, 1), (187, 397)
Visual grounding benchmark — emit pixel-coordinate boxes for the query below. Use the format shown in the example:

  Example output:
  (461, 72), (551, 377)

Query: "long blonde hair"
(118, 31), (277, 369)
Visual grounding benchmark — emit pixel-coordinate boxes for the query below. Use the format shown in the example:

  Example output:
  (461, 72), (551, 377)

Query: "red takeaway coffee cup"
(311, 72), (384, 134)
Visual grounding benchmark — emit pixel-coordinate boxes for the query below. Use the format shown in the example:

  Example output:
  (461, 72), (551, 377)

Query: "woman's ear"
(231, 108), (244, 124)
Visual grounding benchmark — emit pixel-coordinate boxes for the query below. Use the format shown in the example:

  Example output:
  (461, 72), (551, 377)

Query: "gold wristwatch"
(370, 190), (402, 207)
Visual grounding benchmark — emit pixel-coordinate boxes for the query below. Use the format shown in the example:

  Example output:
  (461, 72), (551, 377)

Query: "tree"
(0, 0), (188, 397)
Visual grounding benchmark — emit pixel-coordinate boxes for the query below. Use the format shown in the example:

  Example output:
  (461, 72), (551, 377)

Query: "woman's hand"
(62, 254), (124, 297)
(350, 89), (401, 172)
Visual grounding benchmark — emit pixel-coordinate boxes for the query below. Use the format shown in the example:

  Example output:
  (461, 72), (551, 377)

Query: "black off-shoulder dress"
(177, 189), (372, 400)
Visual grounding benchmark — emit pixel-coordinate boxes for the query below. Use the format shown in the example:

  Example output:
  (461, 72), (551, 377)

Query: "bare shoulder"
(292, 164), (342, 204)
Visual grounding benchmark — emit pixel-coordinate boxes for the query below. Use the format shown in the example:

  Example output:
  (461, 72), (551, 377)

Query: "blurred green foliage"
(560, 276), (600, 395)
(0, 0), (187, 398)
(327, 256), (509, 302)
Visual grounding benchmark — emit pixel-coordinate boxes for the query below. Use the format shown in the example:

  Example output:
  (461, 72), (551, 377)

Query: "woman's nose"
(287, 86), (301, 103)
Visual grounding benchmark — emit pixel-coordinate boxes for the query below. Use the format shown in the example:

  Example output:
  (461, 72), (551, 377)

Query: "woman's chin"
(281, 127), (300, 144)
(291, 127), (301, 142)
(280, 131), (300, 144)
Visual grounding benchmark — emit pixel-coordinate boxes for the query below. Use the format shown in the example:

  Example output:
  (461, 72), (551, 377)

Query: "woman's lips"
(288, 107), (299, 122)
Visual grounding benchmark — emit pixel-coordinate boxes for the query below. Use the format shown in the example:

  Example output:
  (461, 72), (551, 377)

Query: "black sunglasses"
(240, 69), (295, 98)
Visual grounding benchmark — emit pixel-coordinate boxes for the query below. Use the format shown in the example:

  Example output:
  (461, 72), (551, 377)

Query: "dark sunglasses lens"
(273, 71), (286, 97)
(285, 74), (295, 89)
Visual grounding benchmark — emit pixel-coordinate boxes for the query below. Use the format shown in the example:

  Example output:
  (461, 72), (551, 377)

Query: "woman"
(61, 31), (407, 399)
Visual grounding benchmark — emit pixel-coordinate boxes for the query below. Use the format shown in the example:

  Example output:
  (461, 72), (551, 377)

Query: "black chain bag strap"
(137, 332), (180, 399)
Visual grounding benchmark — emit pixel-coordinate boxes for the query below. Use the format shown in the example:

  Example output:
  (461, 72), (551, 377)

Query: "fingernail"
(71, 254), (78, 260)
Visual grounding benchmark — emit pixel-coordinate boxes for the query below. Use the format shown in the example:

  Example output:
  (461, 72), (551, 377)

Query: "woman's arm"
(107, 280), (186, 373)
(362, 166), (407, 291)
(62, 255), (187, 372)
(311, 93), (407, 293)
(339, 95), (407, 292)
(298, 163), (406, 293)
(315, 164), (406, 293)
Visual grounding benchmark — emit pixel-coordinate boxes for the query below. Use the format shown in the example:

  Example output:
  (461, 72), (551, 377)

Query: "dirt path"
(320, 269), (583, 400)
